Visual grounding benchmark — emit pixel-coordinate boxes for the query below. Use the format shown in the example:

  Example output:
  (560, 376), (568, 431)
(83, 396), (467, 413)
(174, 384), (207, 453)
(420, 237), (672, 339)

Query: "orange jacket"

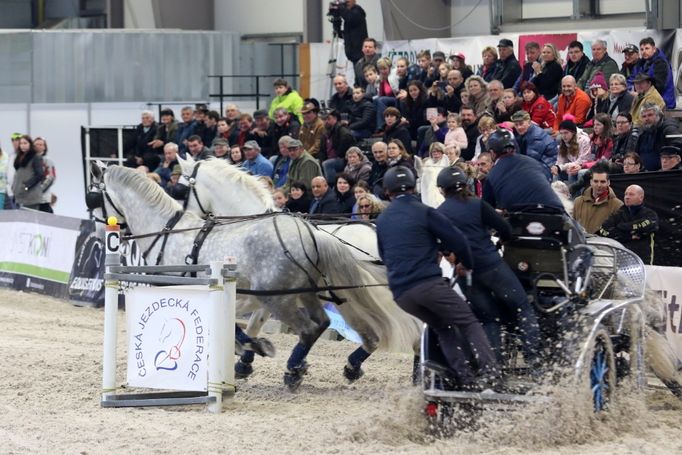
(554, 88), (591, 131)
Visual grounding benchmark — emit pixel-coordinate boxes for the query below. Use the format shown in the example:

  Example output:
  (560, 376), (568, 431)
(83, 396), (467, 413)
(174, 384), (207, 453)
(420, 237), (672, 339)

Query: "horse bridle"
(86, 176), (129, 231)
(183, 161), (212, 217)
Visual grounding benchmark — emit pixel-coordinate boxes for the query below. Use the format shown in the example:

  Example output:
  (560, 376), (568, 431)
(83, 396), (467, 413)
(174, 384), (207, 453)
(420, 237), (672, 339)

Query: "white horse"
(91, 163), (419, 389)
(177, 155), (421, 380)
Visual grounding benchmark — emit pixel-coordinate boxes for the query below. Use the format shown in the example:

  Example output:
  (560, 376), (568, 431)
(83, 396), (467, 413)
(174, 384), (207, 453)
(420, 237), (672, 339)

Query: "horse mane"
(201, 158), (275, 210)
(106, 166), (182, 217)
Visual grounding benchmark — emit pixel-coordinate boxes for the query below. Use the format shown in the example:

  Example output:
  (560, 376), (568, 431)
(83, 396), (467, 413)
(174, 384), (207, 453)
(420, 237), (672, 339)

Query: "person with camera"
(330, 0), (368, 65)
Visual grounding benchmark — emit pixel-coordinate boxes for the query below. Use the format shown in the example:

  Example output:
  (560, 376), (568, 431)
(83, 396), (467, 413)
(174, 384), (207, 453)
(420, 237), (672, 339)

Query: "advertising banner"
(0, 210), (82, 299)
(126, 286), (211, 392)
(645, 265), (682, 362)
(68, 220), (105, 307)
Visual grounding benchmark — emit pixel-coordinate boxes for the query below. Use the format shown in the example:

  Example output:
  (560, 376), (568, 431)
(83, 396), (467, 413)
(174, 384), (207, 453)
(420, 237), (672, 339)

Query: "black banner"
(68, 220), (105, 307)
(609, 169), (682, 267)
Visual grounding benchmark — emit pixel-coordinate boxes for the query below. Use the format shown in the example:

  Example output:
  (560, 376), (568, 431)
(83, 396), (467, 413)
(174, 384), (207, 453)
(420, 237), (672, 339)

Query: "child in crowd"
(363, 65), (379, 99)
(273, 189), (288, 210)
(442, 113), (468, 153)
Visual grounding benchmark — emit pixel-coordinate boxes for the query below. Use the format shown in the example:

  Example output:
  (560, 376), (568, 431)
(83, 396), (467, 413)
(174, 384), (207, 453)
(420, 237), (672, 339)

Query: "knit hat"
(588, 72), (607, 91)
(558, 119), (577, 133)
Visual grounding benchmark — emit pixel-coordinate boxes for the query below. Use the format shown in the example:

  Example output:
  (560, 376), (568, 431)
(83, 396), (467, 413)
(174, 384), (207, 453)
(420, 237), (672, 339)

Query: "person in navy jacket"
(376, 166), (499, 390)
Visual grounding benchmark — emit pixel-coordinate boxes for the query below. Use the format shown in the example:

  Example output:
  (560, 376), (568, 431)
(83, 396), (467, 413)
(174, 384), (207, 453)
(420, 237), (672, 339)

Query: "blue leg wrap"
(287, 342), (310, 371)
(348, 346), (371, 368)
(235, 325), (251, 344)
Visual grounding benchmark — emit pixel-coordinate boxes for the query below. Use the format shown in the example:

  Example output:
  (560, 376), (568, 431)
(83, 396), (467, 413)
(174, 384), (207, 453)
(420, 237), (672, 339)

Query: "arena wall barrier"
(645, 265), (682, 362)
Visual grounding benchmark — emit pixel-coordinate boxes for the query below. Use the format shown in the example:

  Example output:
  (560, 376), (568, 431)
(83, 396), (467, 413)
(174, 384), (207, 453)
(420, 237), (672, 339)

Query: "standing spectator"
(347, 86), (376, 139)
(381, 107), (412, 155)
(630, 73), (666, 128)
(272, 136), (293, 189)
(309, 176), (341, 214)
(176, 106), (196, 157)
(492, 39), (522, 89)
(299, 101), (326, 158)
(186, 135), (214, 161)
(573, 166), (623, 234)
(334, 173), (356, 214)
(321, 110), (356, 183)
(620, 44), (640, 85)
(578, 40), (619, 91)
(338, 0), (368, 65)
(459, 105), (480, 161)
(449, 52), (473, 81)
(271, 108), (301, 147)
(33, 137), (55, 213)
(514, 41), (541, 92)
(124, 110), (159, 170)
(0, 143), (7, 210)
(635, 103), (682, 171)
(268, 78), (304, 124)
(399, 80), (428, 142)
(612, 113), (639, 163)
(511, 110), (557, 181)
(465, 75), (491, 118)
(343, 146), (371, 184)
(155, 142), (180, 187)
(520, 81), (556, 130)
(585, 72), (610, 125)
(368, 141), (389, 197)
(551, 119), (591, 183)
(284, 138), (322, 192)
(598, 185), (658, 264)
(252, 109), (275, 158)
(12, 135), (44, 210)
(354, 38), (380, 89)
(478, 46), (499, 83)
(285, 181), (311, 213)
(607, 73), (634, 122)
(241, 141), (274, 177)
(329, 75), (354, 114)
(554, 76), (591, 130)
(660, 146), (682, 171)
(629, 37), (676, 109)
(564, 40), (591, 84)
(149, 108), (178, 150)
(532, 44), (563, 101)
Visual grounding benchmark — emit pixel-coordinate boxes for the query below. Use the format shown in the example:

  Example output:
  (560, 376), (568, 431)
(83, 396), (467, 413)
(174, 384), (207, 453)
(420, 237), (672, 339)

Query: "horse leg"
(235, 308), (274, 379)
(340, 317), (380, 383)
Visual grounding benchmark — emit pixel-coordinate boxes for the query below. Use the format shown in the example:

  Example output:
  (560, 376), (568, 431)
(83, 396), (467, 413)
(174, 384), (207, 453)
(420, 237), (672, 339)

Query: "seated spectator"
(551, 118), (591, 183)
(612, 113), (639, 164)
(474, 116), (497, 159)
(573, 165), (623, 234)
(399, 81), (428, 141)
(273, 189), (288, 210)
(465, 75), (490, 118)
(251, 109), (275, 158)
(660, 146), (682, 172)
(284, 138), (322, 192)
(343, 146), (371, 184)
(478, 46), (499, 83)
(381, 107), (413, 155)
(368, 141), (390, 197)
(149, 109), (178, 150)
(511, 110), (557, 181)
(474, 151), (493, 197)
(224, 104), (241, 126)
(410, 50), (438, 87)
(564, 40), (590, 85)
(268, 78), (304, 123)
(329, 75), (354, 114)
(629, 37), (676, 109)
(347, 86), (377, 139)
(449, 52), (473, 81)
(229, 145), (245, 167)
(394, 57), (412, 94)
(586, 113), (614, 168)
(460, 90), (470, 106)
(520, 81), (556, 130)
(355, 194), (384, 220)
(212, 138), (230, 160)
(309, 176), (341, 214)
(124, 110), (159, 170)
(285, 180), (311, 213)
(373, 57), (400, 131)
(554, 76), (591, 131)
(232, 114), (258, 148)
(176, 106), (196, 157)
(577, 40), (619, 91)
(272, 136), (293, 189)
(386, 139), (416, 175)
(532, 43), (563, 101)
(492, 38), (522, 89)
(636, 103), (682, 171)
(585, 72), (610, 125)
(334, 173), (356, 214)
(354, 37), (380, 90)
(622, 152), (644, 174)
(630, 73), (666, 128)
(598, 185), (658, 264)
(442, 113), (468, 153)
(417, 106), (447, 158)
(514, 41), (541, 93)
(423, 142), (449, 167)
(186, 135), (214, 161)
(271, 107), (301, 147)
(494, 88), (522, 124)
(620, 44), (640, 85)
(241, 140), (273, 177)
(165, 164), (188, 201)
(362, 65), (380, 99)
(350, 181), (376, 219)
(485, 80), (504, 120)
(215, 117), (231, 143)
(321, 109), (356, 183)
(299, 101), (325, 158)
(607, 73), (634, 122)
(434, 61), (452, 89)
(459, 105), (481, 161)
(201, 110), (219, 147)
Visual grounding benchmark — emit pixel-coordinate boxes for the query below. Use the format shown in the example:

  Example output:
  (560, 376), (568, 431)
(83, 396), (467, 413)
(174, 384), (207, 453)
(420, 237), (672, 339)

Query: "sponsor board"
(646, 265), (682, 362)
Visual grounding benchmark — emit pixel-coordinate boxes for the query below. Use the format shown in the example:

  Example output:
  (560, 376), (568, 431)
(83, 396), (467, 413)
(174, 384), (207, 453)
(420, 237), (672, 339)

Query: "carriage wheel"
(584, 326), (616, 412)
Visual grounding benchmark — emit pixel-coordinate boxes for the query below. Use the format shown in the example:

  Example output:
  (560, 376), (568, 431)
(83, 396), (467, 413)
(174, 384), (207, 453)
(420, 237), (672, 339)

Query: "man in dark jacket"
(629, 37), (676, 109)
(353, 37), (380, 89)
(599, 185), (658, 264)
(368, 141), (389, 198)
(321, 110), (356, 183)
(511, 110), (557, 181)
(660, 146), (682, 171)
(564, 40), (590, 83)
(513, 41), (541, 93)
(635, 103), (682, 171)
(347, 86), (376, 139)
(309, 176), (341, 214)
(124, 110), (158, 169)
(621, 43), (640, 86)
(338, 0), (368, 64)
(376, 166), (499, 390)
(577, 40), (619, 91)
(329, 75), (354, 114)
(460, 106), (480, 161)
(492, 39), (521, 89)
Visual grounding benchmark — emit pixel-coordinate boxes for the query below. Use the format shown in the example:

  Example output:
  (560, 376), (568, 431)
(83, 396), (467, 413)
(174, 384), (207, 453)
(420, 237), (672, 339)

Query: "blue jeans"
(374, 96), (397, 130)
(322, 158), (345, 183)
(464, 261), (541, 363)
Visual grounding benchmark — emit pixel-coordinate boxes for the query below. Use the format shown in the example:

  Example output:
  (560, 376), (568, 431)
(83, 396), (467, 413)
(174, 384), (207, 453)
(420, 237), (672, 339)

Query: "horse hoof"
(284, 371), (304, 392)
(235, 361), (253, 379)
(251, 337), (276, 358)
(343, 364), (364, 383)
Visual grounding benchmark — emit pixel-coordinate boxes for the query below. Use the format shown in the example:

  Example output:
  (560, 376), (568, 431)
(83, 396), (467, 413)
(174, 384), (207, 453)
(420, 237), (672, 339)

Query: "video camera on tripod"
(326, 0), (347, 37)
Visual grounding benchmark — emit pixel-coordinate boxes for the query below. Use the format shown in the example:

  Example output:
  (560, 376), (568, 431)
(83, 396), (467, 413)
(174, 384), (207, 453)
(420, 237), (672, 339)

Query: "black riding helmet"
(436, 167), (468, 191)
(383, 166), (416, 193)
(486, 128), (517, 156)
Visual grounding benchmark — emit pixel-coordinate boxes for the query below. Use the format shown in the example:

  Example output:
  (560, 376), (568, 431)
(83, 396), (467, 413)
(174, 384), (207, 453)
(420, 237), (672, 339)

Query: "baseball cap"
(497, 39), (514, 48)
(253, 109), (268, 119)
(212, 138), (229, 147)
(623, 44), (638, 54)
(449, 52), (466, 61)
(242, 140), (261, 151)
(432, 51), (446, 60)
(287, 138), (303, 148)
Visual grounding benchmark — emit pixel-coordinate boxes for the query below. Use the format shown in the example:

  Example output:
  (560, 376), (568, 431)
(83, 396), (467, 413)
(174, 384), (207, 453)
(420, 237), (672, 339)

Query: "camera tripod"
(325, 30), (343, 102)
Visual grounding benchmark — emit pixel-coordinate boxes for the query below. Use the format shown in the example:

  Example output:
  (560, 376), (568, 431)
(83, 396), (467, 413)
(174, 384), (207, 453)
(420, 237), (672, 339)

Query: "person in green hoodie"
(268, 78), (304, 123)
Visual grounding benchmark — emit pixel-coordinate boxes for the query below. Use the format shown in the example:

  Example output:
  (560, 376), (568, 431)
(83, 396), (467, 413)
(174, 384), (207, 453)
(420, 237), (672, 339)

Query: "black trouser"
(397, 278), (498, 385)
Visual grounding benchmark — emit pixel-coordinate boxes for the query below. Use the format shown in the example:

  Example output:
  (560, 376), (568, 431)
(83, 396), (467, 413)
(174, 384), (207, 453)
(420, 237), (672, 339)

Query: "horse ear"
(90, 160), (105, 181)
(177, 153), (194, 175)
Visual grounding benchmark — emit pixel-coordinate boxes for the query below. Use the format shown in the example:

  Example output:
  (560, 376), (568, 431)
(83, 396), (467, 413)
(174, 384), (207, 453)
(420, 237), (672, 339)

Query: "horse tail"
(313, 228), (421, 353)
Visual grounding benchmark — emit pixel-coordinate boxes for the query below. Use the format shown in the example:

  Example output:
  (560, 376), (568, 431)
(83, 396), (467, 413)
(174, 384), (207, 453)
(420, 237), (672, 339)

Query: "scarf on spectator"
(594, 188), (610, 204)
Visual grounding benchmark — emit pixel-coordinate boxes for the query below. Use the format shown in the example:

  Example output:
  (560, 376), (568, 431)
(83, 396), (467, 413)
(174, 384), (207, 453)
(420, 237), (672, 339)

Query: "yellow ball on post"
(107, 216), (118, 226)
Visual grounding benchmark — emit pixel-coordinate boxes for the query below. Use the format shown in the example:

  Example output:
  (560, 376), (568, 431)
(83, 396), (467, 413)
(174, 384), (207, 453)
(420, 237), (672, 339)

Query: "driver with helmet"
(376, 166), (500, 390)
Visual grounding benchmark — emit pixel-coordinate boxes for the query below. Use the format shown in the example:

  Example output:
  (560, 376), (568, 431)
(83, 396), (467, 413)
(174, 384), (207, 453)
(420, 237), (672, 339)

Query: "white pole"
(207, 260), (227, 413)
(102, 219), (121, 401)
(223, 256), (237, 395)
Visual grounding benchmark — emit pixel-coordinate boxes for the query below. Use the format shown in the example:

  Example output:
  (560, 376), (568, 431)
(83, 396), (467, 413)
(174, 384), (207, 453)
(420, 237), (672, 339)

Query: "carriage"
(420, 208), (648, 426)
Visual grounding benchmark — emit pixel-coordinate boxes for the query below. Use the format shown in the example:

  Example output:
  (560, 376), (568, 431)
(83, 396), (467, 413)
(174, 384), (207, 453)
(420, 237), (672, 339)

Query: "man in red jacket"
(554, 75), (591, 132)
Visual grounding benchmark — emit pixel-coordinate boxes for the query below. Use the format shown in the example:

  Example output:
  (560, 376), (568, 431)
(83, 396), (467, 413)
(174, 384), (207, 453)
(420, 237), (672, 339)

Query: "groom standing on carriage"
(376, 166), (500, 390)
